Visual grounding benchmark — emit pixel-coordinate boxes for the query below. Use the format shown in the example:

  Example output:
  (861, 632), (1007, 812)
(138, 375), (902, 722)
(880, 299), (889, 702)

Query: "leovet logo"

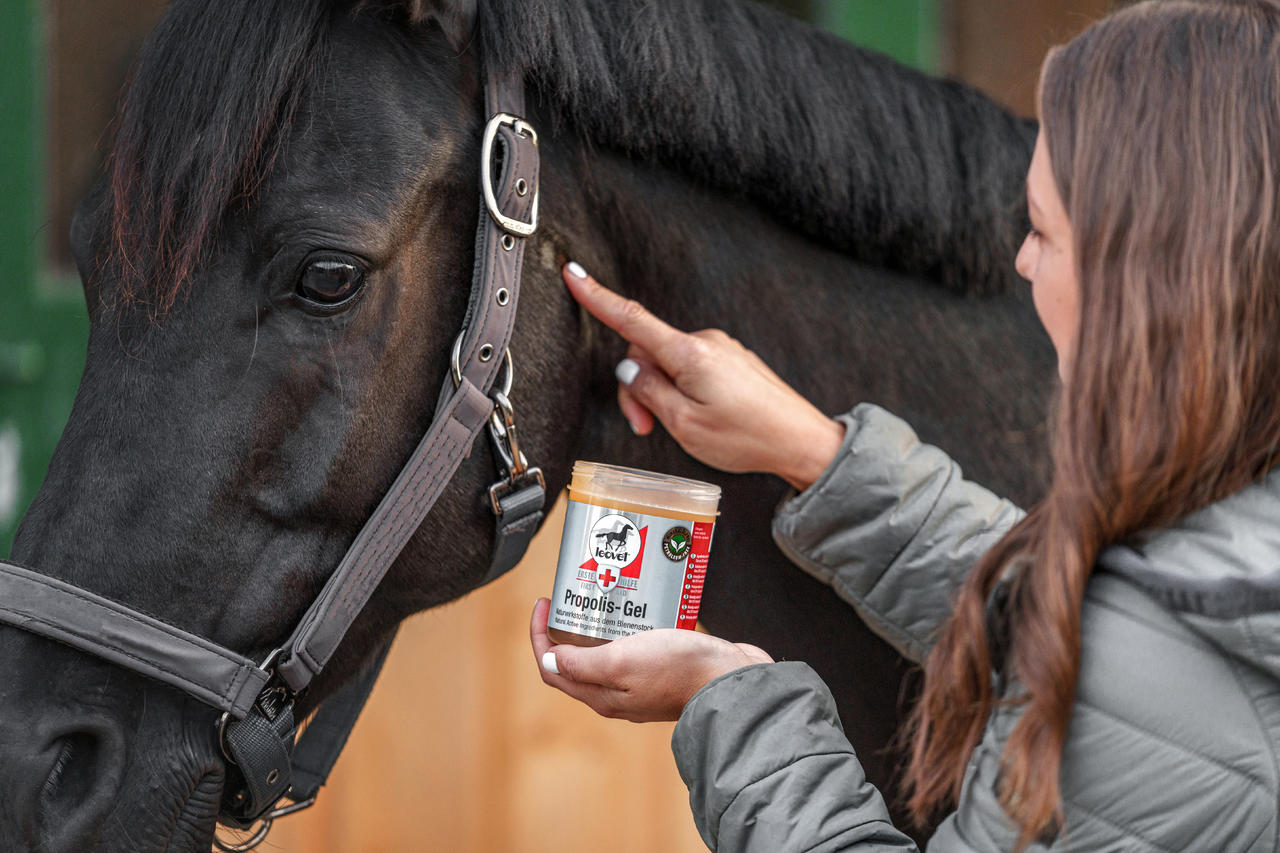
(582, 513), (646, 592)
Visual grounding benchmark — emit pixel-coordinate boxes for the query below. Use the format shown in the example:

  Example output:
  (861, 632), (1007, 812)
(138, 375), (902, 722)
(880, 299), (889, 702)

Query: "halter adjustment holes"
(294, 253), (367, 312)
(515, 178), (529, 197)
(496, 288), (510, 306)
(479, 344), (495, 362)
(501, 234), (516, 251)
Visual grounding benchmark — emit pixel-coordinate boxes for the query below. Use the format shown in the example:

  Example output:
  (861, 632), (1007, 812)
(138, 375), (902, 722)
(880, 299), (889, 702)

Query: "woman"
(530, 2), (1280, 850)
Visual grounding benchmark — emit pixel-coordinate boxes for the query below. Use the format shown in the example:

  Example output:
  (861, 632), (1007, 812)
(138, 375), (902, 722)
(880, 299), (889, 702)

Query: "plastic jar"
(547, 461), (722, 647)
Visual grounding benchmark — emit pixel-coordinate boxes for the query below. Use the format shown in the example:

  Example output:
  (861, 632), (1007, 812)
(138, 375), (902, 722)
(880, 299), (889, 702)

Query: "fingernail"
(566, 261), (588, 280)
(615, 358), (640, 386)
(541, 651), (560, 675)
(628, 419), (642, 436)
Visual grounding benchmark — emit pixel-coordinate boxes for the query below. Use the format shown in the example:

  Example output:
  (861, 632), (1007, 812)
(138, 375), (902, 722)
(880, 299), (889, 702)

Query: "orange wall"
(946, 0), (1113, 115)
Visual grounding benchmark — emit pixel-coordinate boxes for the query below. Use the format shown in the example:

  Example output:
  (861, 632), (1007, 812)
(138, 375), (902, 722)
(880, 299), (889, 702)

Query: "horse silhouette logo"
(595, 523), (635, 552)
(587, 514), (642, 591)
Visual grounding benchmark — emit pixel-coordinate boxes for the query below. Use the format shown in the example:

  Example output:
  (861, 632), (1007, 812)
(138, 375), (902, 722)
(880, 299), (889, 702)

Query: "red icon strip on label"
(676, 521), (715, 631)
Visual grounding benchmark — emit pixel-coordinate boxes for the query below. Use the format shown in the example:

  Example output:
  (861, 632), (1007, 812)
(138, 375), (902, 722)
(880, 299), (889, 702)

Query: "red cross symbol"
(598, 567), (617, 588)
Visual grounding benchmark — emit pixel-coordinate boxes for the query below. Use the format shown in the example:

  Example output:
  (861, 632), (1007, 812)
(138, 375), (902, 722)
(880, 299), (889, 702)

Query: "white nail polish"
(615, 358), (641, 386)
(541, 651), (560, 675)
(566, 261), (588, 279)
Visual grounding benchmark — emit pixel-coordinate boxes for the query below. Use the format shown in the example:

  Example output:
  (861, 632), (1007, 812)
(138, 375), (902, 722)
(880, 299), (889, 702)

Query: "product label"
(549, 498), (715, 641)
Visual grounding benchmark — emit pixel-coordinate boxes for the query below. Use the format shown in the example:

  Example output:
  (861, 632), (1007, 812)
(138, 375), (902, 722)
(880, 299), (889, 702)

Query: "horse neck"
(538, 131), (1054, 504)
(537, 144), (863, 451)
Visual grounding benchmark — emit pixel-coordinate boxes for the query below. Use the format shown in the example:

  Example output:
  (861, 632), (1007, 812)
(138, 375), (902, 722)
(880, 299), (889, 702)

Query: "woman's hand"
(564, 262), (844, 492)
(530, 598), (773, 722)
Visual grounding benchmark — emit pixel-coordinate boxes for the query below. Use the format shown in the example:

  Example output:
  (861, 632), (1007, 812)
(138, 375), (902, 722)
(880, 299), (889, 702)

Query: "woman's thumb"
(541, 643), (610, 686)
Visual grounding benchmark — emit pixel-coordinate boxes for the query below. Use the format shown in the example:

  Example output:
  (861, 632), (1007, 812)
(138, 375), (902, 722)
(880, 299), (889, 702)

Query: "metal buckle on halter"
(216, 649), (290, 762)
(482, 113), (539, 236)
(489, 468), (547, 517)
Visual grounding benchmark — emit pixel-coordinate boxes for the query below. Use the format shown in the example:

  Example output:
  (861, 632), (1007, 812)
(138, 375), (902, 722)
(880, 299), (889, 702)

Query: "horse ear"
(412, 0), (477, 53)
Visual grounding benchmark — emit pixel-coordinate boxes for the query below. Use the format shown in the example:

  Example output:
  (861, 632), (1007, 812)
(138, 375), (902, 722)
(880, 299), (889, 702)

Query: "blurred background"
(1, 1), (1110, 850)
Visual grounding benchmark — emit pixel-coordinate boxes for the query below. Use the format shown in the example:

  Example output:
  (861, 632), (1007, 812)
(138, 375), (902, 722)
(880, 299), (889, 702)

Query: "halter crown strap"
(217, 72), (543, 836)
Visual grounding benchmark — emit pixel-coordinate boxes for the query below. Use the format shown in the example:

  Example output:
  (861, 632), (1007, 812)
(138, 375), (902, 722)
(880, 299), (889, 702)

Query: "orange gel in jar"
(547, 462), (721, 647)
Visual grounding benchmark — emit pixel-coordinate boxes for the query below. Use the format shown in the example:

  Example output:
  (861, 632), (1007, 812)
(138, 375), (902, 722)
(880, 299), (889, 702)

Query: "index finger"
(564, 263), (689, 375)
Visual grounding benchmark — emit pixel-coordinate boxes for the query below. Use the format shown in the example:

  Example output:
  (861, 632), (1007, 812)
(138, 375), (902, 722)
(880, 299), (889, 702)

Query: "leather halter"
(0, 71), (546, 850)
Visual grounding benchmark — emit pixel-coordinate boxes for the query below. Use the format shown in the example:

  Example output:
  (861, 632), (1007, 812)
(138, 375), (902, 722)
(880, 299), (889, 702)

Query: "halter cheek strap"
(0, 69), (547, 850)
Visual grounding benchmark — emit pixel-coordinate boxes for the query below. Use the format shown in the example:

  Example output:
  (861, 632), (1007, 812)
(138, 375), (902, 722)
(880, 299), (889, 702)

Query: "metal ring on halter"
(449, 330), (513, 394)
(213, 798), (316, 852)
(213, 819), (272, 853)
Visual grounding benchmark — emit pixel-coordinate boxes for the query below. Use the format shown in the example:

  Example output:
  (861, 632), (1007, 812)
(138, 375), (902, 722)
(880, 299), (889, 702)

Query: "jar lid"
(570, 461), (721, 517)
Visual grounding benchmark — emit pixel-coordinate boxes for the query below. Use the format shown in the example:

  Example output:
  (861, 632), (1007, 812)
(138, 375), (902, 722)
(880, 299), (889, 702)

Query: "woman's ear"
(411, 0), (477, 53)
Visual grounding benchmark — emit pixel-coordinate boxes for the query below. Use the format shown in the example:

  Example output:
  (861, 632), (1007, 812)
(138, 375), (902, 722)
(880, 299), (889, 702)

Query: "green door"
(818, 0), (940, 71)
(768, 0), (940, 71)
(1, 0), (90, 557)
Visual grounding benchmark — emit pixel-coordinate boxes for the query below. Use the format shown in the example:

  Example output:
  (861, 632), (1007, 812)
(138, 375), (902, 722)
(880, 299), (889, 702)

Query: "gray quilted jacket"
(672, 403), (1280, 852)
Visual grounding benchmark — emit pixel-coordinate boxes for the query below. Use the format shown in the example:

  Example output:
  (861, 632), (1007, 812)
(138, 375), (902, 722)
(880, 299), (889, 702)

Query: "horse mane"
(103, 0), (331, 318)
(103, 0), (1035, 316)
(469, 0), (1037, 296)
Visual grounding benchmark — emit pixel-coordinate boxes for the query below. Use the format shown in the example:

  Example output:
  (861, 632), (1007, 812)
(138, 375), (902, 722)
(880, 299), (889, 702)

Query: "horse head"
(0, 2), (584, 849)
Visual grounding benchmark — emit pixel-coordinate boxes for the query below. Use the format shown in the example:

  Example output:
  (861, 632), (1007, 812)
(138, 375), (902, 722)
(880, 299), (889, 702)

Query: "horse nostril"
(37, 727), (125, 848)
(41, 732), (102, 811)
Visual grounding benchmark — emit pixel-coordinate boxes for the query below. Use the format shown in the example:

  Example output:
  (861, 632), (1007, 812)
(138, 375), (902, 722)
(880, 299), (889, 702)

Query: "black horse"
(1, 0), (1051, 849)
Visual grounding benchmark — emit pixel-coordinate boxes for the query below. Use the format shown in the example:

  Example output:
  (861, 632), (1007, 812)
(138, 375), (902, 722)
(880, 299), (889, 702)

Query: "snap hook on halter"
(486, 388), (546, 515)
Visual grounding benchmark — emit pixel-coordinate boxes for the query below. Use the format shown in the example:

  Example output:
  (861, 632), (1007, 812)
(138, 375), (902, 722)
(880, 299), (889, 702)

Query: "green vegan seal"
(662, 526), (692, 561)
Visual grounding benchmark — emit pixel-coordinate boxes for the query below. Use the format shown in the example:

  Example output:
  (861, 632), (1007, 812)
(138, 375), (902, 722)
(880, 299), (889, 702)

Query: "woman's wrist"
(778, 415), (845, 492)
(689, 643), (776, 704)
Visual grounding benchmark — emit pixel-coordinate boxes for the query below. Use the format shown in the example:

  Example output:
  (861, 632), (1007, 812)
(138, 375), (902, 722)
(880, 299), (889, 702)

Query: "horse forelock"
(103, 0), (334, 320)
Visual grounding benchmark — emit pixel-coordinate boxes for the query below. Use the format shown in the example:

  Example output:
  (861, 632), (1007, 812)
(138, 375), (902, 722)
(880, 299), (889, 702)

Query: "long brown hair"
(906, 1), (1280, 844)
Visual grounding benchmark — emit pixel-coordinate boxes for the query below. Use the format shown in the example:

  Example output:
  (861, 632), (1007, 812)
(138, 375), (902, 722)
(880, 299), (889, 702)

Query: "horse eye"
(296, 257), (365, 305)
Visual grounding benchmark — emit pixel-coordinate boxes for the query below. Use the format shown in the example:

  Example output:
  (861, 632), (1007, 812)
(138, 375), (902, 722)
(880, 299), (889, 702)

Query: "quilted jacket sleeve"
(771, 403), (1024, 663)
(672, 662), (1045, 852)
(672, 662), (919, 852)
